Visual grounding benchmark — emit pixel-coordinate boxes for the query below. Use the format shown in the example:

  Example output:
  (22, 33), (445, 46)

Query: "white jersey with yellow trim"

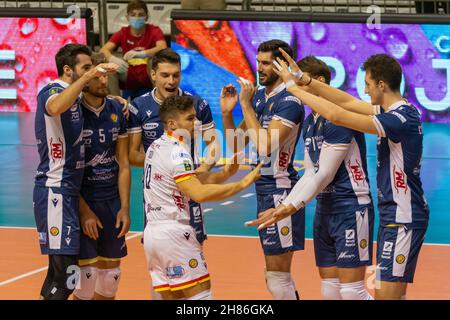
(143, 131), (195, 223)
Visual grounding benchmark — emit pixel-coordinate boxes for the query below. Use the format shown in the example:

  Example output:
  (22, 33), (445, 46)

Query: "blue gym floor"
(0, 113), (449, 244)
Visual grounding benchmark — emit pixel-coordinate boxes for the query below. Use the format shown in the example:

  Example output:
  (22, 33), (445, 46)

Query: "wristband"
(292, 70), (303, 80)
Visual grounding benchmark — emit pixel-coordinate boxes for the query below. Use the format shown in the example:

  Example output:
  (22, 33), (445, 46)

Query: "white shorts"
(143, 221), (210, 292)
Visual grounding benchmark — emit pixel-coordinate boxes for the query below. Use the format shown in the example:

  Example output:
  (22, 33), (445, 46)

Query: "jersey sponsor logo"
(381, 241), (393, 260)
(111, 113), (118, 122)
(278, 151), (290, 169)
(146, 110), (153, 117)
(50, 227), (59, 237)
(51, 198), (59, 207)
(338, 251), (355, 260)
(193, 206), (201, 217)
(199, 99), (208, 111)
(189, 259), (198, 268)
(262, 239), (276, 246)
(83, 129), (94, 137)
(172, 152), (191, 160)
(184, 232), (190, 240)
(348, 159), (366, 184)
(166, 266), (185, 279)
(65, 237), (71, 246)
(391, 111), (407, 123)
(38, 232), (47, 244)
(282, 96), (302, 105)
(144, 130), (158, 138)
(172, 191), (187, 211)
(128, 104), (139, 115)
(50, 138), (64, 161)
(143, 122), (159, 130)
(86, 151), (116, 167)
(393, 165), (408, 193)
(153, 173), (163, 181)
(345, 229), (356, 247)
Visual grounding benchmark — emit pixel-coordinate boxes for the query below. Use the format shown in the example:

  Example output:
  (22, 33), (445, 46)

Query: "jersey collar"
(165, 130), (186, 144)
(53, 79), (70, 88)
(388, 98), (410, 111)
(152, 88), (183, 105)
(82, 96), (106, 116)
(264, 82), (285, 101)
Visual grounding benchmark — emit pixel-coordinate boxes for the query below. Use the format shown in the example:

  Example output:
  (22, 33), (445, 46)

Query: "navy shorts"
(257, 190), (305, 256)
(376, 225), (427, 283)
(33, 186), (80, 255)
(314, 204), (374, 268)
(79, 197), (127, 265)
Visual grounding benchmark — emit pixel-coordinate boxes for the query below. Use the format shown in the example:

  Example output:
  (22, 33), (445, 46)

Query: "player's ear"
(317, 76), (326, 84)
(150, 69), (156, 82)
(63, 65), (73, 78)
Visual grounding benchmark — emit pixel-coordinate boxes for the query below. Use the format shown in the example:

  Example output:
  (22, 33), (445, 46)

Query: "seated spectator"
(100, 0), (167, 100)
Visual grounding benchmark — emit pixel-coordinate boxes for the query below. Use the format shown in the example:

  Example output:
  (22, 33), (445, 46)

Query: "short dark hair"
(363, 54), (402, 92)
(55, 44), (92, 77)
(91, 52), (106, 66)
(297, 56), (331, 85)
(160, 96), (194, 124)
(127, 0), (148, 15)
(150, 48), (180, 71)
(257, 39), (293, 62)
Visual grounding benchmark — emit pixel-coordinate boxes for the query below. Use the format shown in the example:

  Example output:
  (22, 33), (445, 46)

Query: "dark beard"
(259, 73), (279, 87)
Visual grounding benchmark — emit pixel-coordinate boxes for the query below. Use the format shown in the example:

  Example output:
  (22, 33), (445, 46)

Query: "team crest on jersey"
(280, 226), (290, 236)
(50, 227), (59, 237)
(189, 259), (198, 269)
(360, 239), (368, 249)
(396, 254), (406, 264)
(111, 113), (118, 122)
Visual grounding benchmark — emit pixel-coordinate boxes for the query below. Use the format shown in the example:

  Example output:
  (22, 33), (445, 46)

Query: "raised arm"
(278, 48), (375, 116)
(46, 63), (118, 116)
(177, 162), (262, 203)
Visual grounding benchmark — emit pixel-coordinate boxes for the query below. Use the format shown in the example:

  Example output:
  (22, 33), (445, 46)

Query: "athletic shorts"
(257, 190), (305, 256)
(314, 204), (374, 268)
(33, 186), (80, 255)
(376, 224), (427, 283)
(79, 197), (127, 266)
(143, 221), (210, 292)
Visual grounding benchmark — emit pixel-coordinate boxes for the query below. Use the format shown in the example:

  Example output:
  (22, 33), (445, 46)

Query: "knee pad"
(321, 278), (342, 300)
(95, 267), (121, 298)
(340, 281), (374, 300)
(187, 289), (213, 300)
(73, 266), (98, 300)
(265, 270), (298, 300)
(44, 255), (79, 300)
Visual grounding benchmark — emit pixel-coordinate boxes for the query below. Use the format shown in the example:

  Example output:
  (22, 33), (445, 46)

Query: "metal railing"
(1, 0), (448, 46)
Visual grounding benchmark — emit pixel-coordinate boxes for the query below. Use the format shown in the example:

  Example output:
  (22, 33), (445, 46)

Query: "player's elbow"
(327, 108), (344, 126)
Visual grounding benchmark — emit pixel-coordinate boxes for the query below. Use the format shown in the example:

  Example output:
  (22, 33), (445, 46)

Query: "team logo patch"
(189, 259), (198, 269)
(396, 254), (406, 264)
(280, 226), (290, 236)
(183, 161), (192, 171)
(111, 113), (118, 122)
(360, 239), (368, 249)
(50, 227), (59, 237)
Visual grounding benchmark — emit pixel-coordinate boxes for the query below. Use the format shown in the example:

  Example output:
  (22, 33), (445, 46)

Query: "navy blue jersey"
(303, 113), (372, 212)
(251, 83), (305, 194)
(127, 88), (215, 152)
(81, 97), (128, 201)
(35, 79), (84, 195)
(372, 101), (429, 228)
